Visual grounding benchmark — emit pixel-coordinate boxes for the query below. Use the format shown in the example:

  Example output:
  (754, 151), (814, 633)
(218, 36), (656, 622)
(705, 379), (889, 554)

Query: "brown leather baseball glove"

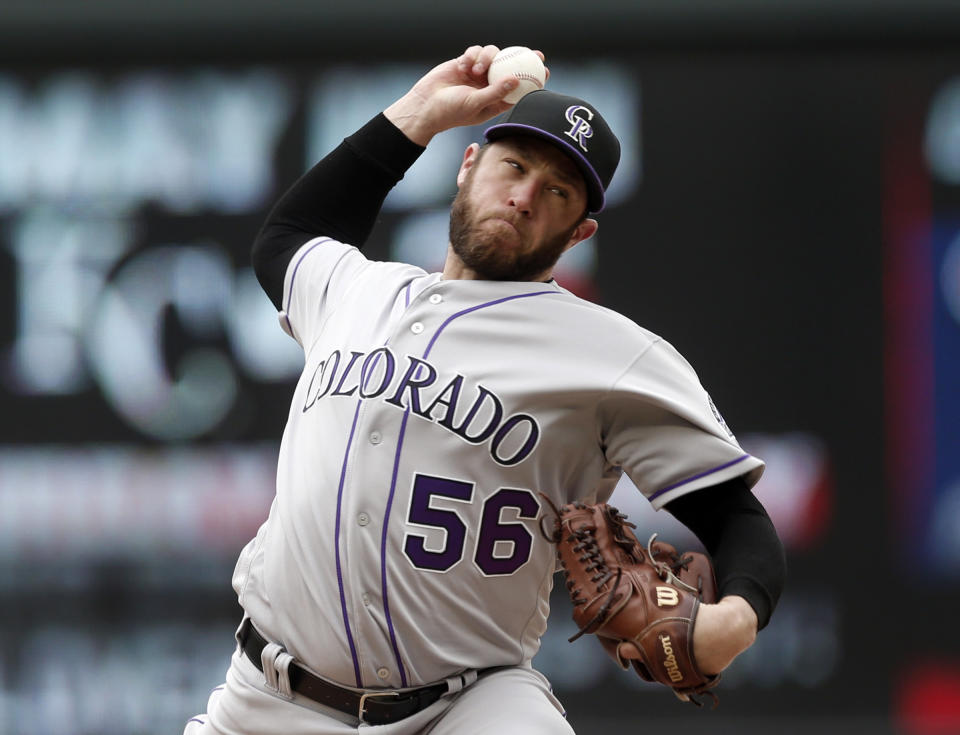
(542, 500), (721, 707)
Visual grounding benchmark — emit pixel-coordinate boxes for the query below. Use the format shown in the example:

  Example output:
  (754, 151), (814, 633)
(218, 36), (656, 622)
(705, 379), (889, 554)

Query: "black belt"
(238, 618), (449, 725)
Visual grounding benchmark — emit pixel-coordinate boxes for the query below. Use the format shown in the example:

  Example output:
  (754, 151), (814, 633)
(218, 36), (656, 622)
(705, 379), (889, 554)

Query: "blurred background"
(1, 1), (959, 733)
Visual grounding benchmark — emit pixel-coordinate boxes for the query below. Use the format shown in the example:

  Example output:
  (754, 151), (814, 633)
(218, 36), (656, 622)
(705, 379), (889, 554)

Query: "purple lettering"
(490, 414), (540, 466)
(424, 374), (465, 426)
(386, 357), (438, 414)
(359, 347), (396, 398)
(301, 350), (340, 413)
(331, 351), (365, 397)
(451, 386), (503, 444)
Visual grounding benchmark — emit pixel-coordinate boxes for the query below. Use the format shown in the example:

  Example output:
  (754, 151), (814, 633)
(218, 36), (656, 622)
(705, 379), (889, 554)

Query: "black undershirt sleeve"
(251, 113), (426, 310)
(663, 476), (786, 630)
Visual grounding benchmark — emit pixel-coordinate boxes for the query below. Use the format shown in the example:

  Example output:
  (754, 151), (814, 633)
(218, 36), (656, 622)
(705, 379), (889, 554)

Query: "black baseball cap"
(484, 89), (621, 213)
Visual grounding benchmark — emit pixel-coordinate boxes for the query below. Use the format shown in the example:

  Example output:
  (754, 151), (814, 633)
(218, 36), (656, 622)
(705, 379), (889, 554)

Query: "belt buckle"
(358, 691), (399, 724)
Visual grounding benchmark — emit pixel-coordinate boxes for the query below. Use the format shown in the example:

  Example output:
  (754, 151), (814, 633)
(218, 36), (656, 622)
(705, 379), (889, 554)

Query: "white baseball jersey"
(232, 237), (764, 691)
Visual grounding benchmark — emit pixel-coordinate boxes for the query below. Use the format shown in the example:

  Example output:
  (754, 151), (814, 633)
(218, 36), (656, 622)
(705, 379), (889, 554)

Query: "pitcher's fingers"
(460, 44), (503, 82)
(457, 45), (494, 77)
(456, 46), (480, 66)
(473, 44), (502, 75)
(470, 77), (519, 110)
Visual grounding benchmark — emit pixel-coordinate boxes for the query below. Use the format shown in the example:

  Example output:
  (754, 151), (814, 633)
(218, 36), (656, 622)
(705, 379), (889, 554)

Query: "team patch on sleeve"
(707, 394), (736, 439)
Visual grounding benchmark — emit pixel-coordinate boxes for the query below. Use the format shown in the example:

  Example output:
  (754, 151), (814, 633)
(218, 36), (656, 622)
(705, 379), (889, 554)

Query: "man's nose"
(507, 181), (538, 215)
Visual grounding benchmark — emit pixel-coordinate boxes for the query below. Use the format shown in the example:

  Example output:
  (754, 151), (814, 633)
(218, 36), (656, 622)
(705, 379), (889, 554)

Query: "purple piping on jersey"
(423, 290), (558, 359)
(404, 281), (413, 308)
(381, 406), (412, 688)
(282, 237), (333, 335)
(648, 454), (752, 502)
(334, 401), (364, 687)
(377, 288), (557, 682)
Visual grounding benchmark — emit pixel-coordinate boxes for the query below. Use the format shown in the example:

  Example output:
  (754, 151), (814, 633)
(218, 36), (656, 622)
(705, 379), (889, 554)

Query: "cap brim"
(484, 123), (606, 213)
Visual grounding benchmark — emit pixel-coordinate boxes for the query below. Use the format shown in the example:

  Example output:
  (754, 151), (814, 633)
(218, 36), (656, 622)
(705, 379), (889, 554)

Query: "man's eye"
(505, 159), (523, 171)
(549, 187), (568, 198)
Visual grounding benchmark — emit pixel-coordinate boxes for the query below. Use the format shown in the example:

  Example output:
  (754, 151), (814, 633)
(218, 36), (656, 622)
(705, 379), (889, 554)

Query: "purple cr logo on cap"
(564, 105), (595, 153)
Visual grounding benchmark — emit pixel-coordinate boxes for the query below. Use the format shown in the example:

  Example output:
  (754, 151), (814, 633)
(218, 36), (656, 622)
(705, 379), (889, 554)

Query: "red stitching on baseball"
(511, 72), (543, 86)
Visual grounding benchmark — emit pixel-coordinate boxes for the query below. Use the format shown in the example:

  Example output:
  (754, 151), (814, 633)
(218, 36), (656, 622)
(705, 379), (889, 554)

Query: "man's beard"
(448, 182), (578, 282)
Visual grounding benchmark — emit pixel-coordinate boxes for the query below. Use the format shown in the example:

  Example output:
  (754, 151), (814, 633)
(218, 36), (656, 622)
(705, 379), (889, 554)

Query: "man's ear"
(565, 218), (599, 251)
(456, 143), (482, 188)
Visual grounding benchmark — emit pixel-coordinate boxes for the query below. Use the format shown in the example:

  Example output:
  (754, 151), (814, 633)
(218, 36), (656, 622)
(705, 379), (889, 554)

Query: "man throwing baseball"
(185, 44), (786, 734)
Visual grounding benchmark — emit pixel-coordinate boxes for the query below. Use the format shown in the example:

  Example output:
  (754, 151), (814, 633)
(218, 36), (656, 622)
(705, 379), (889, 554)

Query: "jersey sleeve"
(276, 237), (372, 350)
(598, 339), (764, 509)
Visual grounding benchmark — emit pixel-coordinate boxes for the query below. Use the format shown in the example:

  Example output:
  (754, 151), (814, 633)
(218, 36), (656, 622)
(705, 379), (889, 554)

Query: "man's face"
(448, 137), (594, 282)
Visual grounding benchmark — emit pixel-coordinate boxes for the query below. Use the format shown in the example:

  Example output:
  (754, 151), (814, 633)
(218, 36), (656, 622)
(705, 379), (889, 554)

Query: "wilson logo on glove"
(659, 635), (684, 683)
(656, 587), (680, 607)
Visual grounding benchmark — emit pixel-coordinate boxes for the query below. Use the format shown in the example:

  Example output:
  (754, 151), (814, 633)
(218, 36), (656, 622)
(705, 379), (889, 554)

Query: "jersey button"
(410, 322), (424, 334)
(357, 512), (370, 526)
(428, 294), (442, 304)
(376, 667), (390, 680)
(362, 593), (372, 606)
(369, 431), (382, 445)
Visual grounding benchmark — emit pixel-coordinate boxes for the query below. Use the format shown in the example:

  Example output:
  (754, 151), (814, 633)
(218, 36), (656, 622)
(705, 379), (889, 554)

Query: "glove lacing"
(646, 533), (703, 596)
(562, 503), (636, 643)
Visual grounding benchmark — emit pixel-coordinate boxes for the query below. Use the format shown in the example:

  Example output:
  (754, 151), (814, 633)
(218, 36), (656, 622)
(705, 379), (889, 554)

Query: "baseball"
(487, 46), (546, 104)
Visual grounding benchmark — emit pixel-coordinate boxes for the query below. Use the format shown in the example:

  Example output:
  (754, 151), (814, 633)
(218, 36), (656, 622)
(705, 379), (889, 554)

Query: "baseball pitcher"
(184, 44), (786, 734)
